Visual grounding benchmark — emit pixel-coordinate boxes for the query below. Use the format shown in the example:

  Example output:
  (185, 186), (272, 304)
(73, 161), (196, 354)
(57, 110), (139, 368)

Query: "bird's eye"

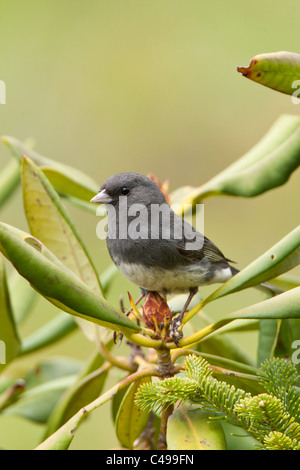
(120, 187), (130, 195)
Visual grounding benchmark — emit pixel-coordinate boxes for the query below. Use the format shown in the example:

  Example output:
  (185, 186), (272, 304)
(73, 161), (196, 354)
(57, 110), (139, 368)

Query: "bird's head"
(90, 172), (168, 208)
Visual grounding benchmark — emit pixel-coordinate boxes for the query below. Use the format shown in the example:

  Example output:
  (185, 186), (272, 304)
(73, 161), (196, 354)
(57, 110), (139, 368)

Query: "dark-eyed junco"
(90, 172), (278, 338)
(91, 173), (238, 321)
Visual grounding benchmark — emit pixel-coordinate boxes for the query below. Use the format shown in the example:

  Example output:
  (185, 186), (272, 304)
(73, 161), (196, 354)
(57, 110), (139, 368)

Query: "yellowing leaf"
(2, 136), (99, 201)
(116, 377), (151, 449)
(237, 51), (300, 96)
(22, 157), (103, 341)
(167, 407), (226, 450)
(41, 167), (97, 202)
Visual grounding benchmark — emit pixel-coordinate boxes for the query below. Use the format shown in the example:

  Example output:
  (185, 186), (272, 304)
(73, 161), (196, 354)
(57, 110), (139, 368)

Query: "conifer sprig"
(135, 355), (300, 450)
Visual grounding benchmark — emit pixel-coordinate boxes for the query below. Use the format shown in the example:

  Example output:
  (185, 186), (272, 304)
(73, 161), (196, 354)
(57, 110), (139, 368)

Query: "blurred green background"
(0, 0), (299, 449)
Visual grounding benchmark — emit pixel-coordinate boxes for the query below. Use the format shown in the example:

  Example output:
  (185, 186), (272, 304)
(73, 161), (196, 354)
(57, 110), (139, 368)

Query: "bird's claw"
(170, 317), (183, 345)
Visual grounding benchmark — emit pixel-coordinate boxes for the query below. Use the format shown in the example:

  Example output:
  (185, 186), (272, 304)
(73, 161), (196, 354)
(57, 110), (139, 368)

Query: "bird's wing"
(202, 236), (235, 263)
(175, 217), (235, 265)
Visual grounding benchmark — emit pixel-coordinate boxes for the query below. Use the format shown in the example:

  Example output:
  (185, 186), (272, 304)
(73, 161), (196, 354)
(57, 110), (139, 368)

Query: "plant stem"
(122, 329), (163, 349)
(156, 347), (177, 449)
(98, 339), (136, 372)
(157, 349), (177, 378)
(36, 366), (160, 450)
(158, 403), (174, 450)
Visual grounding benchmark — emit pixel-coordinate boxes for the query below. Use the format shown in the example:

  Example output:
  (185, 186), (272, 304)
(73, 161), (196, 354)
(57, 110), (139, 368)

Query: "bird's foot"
(169, 287), (198, 345)
(113, 331), (123, 346)
(170, 316), (184, 345)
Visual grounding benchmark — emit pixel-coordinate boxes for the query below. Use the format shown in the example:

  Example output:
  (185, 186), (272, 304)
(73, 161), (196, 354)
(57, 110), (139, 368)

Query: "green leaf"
(197, 332), (256, 368)
(167, 407), (226, 450)
(0, 379), (25, 412)
(204, 226), (300, 305)
(9, 271), (37, 324)
(0, 255), (21, 371)
(111, 384), (130, 423)
(60, 194), (98, 214)
(212, 287), (300, 330)
(257, 320), (280, 366)
(170, 185), (199, 206)
(0, 159), (20, 209)
(191, 309), (257, 366)
(258, 319), (300, 377)
(0, 222), (140, 332)
(273, 320), (294, 359)
(44, 348), (111, 437)
(256, 318), (295, 367)
(116, 377), (151, 449)
(1, 357), (82, 423)
(2, 136), (99, 201)
(288, 320), (300, 377)
(21, 313), (77, 356)
(41, 167), (98, 202)
(36, 367), (157, 450)
(182, 288), (300, 349)
(183, 225), (299, 329)
(172, 115), (300, 205)
(36, 408), (86, 450)
(25, 357), (83, 388)
(168, 293), (203, 313)
(3, 376), (77, 423)
(269, 273), (300, 291)
(189, 351), (257, 376)
(212, 369), (263, 395)
(21, 156), (104, 341)
(57, 364), (110, 422)
(237, 51), (300, 96)
(100, 264), (118, 295)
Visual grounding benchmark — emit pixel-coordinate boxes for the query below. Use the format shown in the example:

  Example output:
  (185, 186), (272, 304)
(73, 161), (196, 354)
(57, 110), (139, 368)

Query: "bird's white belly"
(116, 261), (232, 293)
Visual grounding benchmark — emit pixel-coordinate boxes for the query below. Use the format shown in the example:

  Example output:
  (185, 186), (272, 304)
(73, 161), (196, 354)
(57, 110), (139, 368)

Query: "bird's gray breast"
(105, 203), (233, 293)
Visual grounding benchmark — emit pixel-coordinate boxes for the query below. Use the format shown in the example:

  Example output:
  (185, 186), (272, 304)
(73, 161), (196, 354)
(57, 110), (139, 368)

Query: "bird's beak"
(90, 189), (112, 204)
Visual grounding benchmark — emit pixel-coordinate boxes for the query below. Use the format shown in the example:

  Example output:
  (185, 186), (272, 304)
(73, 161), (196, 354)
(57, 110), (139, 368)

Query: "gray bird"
(90, 172), (278, 338)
